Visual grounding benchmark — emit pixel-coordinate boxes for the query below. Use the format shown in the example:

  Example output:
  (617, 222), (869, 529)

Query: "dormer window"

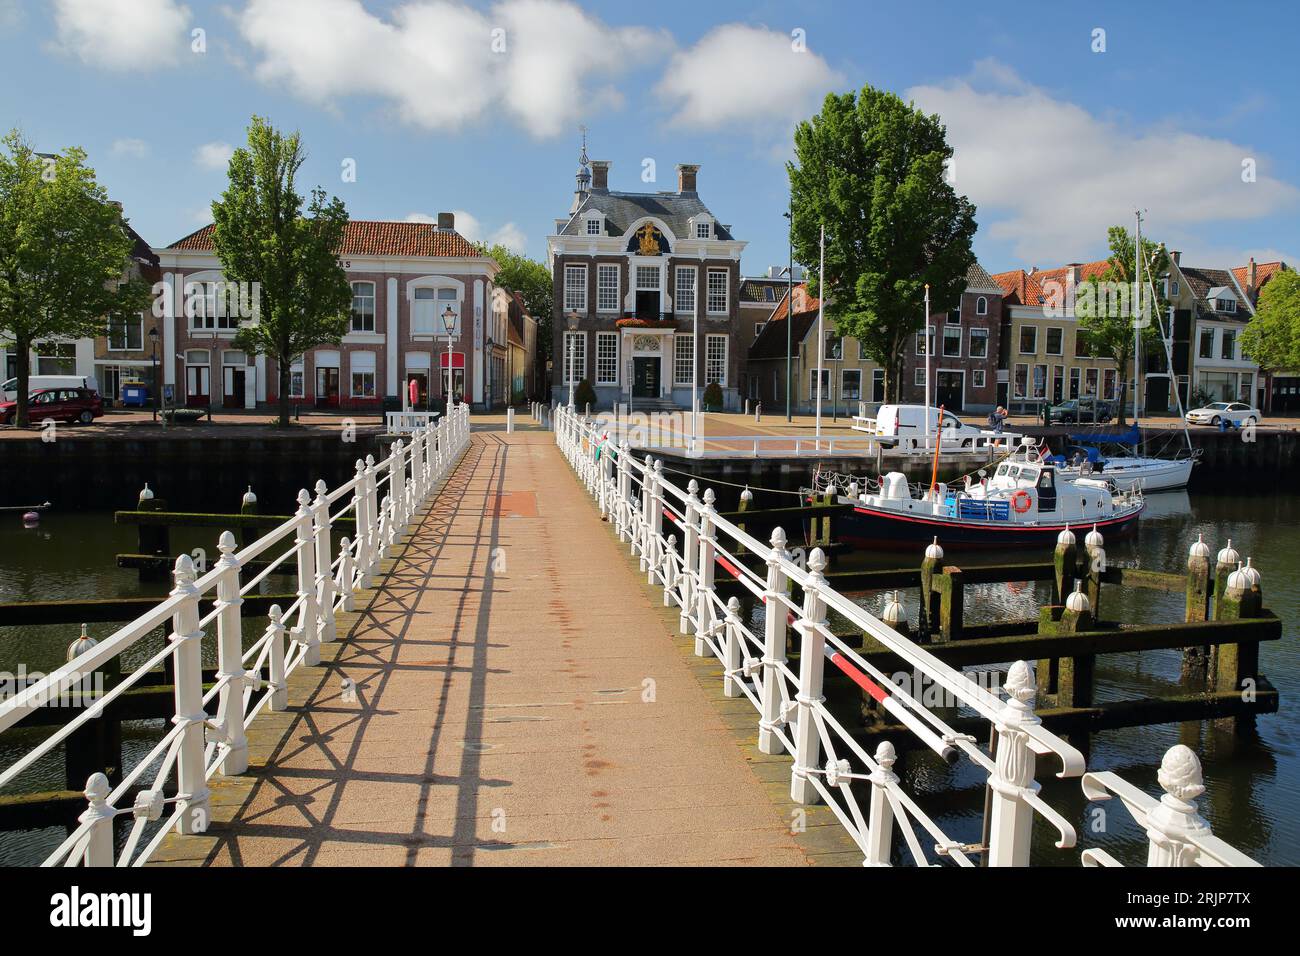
(1219, 297), (1237, 313)
(586, 218), (601, 236)
(695, 222), (710, 239)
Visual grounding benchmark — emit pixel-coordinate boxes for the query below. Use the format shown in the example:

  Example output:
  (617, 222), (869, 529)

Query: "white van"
(865, 404), (1016, 452)
(0, 374), (98, 402)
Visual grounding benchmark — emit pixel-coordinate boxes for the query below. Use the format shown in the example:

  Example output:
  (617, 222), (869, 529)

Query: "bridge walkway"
(154, 424), (856, 866)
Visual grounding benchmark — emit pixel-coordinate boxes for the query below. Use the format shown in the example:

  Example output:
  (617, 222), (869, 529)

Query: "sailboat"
(1052, 212), (1198, 493)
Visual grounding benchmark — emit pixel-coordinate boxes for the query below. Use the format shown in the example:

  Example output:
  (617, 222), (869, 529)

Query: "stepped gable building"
(547, 139), (747, 410)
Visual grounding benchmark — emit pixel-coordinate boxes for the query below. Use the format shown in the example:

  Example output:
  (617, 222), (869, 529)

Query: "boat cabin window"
(995, 464), (1009, 477)
(1037, 469), (1055, 491)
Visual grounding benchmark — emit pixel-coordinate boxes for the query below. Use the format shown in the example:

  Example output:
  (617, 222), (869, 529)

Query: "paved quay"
(154, 421), (855, 866)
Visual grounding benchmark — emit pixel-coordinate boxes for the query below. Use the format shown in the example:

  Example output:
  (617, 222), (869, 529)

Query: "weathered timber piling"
(135, 484), (170, 582)
(919, 537), (944, 640)
(1212, 559), (1265, 733)
(1184, 534), (1214, 680)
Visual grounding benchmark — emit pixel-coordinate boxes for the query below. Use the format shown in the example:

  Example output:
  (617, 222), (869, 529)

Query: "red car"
(1, 387), (104, 425)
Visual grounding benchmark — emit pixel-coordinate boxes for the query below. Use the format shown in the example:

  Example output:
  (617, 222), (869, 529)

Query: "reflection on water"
(841, 489), (1299, 866)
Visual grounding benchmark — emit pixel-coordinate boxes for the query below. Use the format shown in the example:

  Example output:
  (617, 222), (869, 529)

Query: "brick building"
(153, 215), (507, 411)
(547, 140), (748, 410)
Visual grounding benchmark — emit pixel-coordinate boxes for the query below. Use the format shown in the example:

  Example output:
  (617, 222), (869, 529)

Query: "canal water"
(1, 496), (1296, 866)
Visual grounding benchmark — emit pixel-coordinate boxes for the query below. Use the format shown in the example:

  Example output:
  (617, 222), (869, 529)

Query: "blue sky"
(2, 0), (1297, 277)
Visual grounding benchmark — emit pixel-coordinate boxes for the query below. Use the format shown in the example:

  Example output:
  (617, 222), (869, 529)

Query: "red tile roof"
(1231, 260), (1287, 295)
(992, 259), (1110, 306)
(166, 221), (482, 258)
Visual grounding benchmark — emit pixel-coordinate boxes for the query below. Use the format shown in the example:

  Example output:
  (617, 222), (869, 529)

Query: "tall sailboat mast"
(1133, 209), (1143, 424)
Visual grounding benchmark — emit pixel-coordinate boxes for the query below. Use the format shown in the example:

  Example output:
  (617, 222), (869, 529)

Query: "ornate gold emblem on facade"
(636, 223), (659, 256)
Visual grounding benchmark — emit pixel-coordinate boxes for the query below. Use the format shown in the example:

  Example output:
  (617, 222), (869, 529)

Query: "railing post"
(695, 487), (718, 657)
(638, 455), (653, 572)
(1145, 745), (1214, 867)
(379, 494), (393, 556)
(294, 489), (321, 667)
(313, 479), (337, 644)
(680, 480), (700, 634)
(169, 554), (210, 834)
(266, 604), (288, 711)
(662, 533), (677, 607)
(759, 526), (790, 755)
(615, 441), (631, 541)
(986, 660), (1039, 866)
(723, 596), (743, 697)
(351, 459), (371, 589)
(389, 438), (406, 531)
(864, 741), (898, 866)
(79, 772), (115, 866)
(364, 454), (380, 581)
(213, 530), (249, 774)
(337, 538), (356, 611)
(790, 547), (828, 805)
(647, 460), (665, 584)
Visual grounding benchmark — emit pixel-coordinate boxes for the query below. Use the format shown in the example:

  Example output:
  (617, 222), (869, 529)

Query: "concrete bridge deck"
(154, 422), (856, 866)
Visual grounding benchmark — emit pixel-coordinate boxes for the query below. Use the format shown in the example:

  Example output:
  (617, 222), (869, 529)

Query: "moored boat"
(828, 458), (1144, 550)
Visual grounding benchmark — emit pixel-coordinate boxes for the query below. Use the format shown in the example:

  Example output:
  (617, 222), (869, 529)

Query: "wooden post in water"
(1183, 534), (1213, 682)
(1212, 559), (1263, 734)
(136, 484), (169, 582)
(1083, 525), (1105, 619)
(935, 567), (964, 643)
(1211, 539), (1240, 620)
(919, 537), (944, 641)
(239, 486), (259, 549)
(1052, 526), (1077, 607)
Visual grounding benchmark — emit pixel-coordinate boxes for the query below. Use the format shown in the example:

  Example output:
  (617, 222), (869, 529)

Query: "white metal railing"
(385, 410), (440, 435)
(553, 404), (1259, 867)
(0, 403), (471, 867)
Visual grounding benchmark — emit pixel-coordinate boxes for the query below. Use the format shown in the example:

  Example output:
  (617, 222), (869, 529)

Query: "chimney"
(676, 163), (700, 195)
(1067, 263), (1082, 285)
(436, 211), (455, 232)
(1170, 250), (1181, 265)
(589, 160), (610, 192)
(1247, 256), (1258, 291)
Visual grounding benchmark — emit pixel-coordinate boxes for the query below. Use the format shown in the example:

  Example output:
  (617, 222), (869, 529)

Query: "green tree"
(0, 131), (149, 426)
(1240, 268), (1300, 373)
(1075, 226), (1169, 426)
(480, 242), (552, 363)
(788, 86), (977, 402)
(211, 116), (352, 427)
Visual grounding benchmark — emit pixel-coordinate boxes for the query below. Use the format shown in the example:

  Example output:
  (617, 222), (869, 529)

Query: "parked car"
(870, 404), (1009, 450)
(1185, 401), (1261, 426)
(0, 387), (104, 425)
(0, 374), (97, 402)
(1048, 398), (1114, 424)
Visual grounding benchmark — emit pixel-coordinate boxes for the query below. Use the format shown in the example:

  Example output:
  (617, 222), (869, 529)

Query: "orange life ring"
(1011, 490), (1032, 514)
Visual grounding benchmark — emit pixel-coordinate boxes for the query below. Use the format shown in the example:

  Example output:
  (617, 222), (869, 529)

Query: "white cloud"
(110, 137), (149, 158)
(907, 60), (1300, 264)
(51, 0), (190, 70)
(236, 0), (672, 138)
(656, 24), (843, 131)
(194, 141), (234, 171)
(405, 209), (525, 251)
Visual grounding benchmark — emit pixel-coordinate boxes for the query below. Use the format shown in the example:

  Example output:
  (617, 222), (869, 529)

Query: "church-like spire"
(575, 125), (591, 193)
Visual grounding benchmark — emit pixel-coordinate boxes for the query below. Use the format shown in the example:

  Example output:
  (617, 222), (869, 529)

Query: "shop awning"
(439, 352), (466, 369)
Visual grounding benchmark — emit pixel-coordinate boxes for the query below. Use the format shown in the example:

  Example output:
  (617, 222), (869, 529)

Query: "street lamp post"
(566, 312), (579, 409)
(783, 201), (793, 422)
(442, 305), (456, 410)
(148, 327), (159, 424)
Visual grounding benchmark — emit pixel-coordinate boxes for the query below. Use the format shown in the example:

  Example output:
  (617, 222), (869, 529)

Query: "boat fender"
(1011, 490), (1032, 514)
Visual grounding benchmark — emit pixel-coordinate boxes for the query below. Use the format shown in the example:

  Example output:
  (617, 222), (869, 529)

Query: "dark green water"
(1, 497), (1296, 866)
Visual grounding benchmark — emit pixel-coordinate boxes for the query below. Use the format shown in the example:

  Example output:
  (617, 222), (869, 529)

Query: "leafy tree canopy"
(211, 116), (352, 426)
(480, 242), (552, 362)
(788, 86), (977, 402)
(1240, 268), (1300, 372)
(0, 130), (150, 426)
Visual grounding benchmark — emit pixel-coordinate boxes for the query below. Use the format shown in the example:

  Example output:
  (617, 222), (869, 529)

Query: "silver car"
(1185, 401), (1262, 426)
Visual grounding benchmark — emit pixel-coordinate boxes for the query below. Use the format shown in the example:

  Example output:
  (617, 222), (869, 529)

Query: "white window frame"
(349, 351), (377, 399)
(941, 325), (962, 358)
(914, 367), (926, 387)
(350, 281), (376, 333)
(706, 268), (729, 316)
(1045, 326), (1064, 356)
(841, 368), (862, 400)
(596, 264), (620, 313)
(1019, 325), (1038, 355)
(595, 331), (619, 386)
(586, 218), (601, 236)
(695, 221), (710, 239)
(1013, 363), (1029, 399)
(675, 266), (696, 315)
(563, 263), (588, 313)
(975, 296), (988, 316)
(968, 327), (989, 358)
(972, 369), (986, 389)
(562, 331), (586, 384)
(915, 328), (934, 355)
(705, 334), (727, 387)
(674, 334), (694, 386)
